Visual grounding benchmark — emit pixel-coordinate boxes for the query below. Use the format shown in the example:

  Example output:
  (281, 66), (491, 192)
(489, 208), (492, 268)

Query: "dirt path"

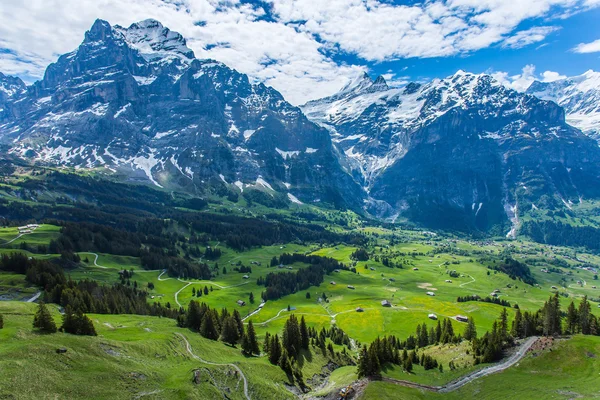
(0, 225), (44, 246)
(79, 252), (108, 269)
(174, 282), (192, 307)
(459, 274), (476, 287)
(26, 291), (42, 303)
(381, 336), (539, 393)
(176, 333), (250, 400)
(1, 233), (24, 245)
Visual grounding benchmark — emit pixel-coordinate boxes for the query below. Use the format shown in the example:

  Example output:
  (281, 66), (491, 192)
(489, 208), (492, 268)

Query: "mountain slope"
(0, 19), (363, 209)
(527, 70), (600, 143)
(302, 71), (600, 233)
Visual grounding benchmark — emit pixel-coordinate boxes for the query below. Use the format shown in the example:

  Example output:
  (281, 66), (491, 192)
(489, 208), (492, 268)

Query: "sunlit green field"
(0, 224), (61, 247)
(0, 301), (293, 400)
(361, 335), (600, 400)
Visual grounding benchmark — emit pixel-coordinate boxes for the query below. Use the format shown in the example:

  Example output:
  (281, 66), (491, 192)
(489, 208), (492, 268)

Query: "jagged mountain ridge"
(527, 70), (600, 143)
(2, 18), (600, 234)
(302, 71), (600, 233)
(0, 19), (363, 209)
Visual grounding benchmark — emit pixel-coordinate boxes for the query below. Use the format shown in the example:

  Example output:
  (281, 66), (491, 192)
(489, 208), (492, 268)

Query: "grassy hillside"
(0, 301), (293, 400)
(361, 335), (600, 400)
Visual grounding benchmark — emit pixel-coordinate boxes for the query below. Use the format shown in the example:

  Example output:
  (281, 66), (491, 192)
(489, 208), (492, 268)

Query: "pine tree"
(220, 316), (240, 346)
(200, 310), (219, 340)
(566, 301), (578, 334)
(232, 309), (244, 337)
(263, 332), (271, 354)
(403, 355), (413, 372)
(33, 302), (57, 333)
(249, 292), (255, 304)
(279, 349), (293, 375)
(282, 315), (302, 359)
(0, 313), (4, 329)
(186, 300), (202, 331)
(357, 347), (370, 378)
(578, 296), (592, 334)
(367, 344), (381, 377)
(464, 317), (477, 341)
(268, 334), (282, 365)
(246, 321), (260, 355)
(511, 308), (522, 338)
(419, 322), (429, 347)
(300, 316), (309, 350)
(499, 308), (509, 342)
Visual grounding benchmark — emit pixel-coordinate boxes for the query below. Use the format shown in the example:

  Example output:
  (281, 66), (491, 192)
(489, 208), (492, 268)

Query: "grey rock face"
(0, 19), (363, 209)
(302, 71), (600, 233)
(527, 70), (600, 143)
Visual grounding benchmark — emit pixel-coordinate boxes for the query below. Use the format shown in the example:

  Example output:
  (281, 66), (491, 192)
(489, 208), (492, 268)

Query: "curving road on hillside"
(79, 252), (108, 269)
(176, 333), (250, 400)
(381, 336), (539, 393)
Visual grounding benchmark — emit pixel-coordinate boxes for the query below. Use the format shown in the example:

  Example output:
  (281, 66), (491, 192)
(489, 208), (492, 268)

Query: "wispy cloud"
(501, 26), (560, 49)
(491, 64), (566, 91)
(0, 0), (597, 103)
(572, 38), (600, 53)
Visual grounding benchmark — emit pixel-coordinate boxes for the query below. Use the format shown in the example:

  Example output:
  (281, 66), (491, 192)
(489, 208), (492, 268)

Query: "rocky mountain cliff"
(3, 18), (600, 234)
(527, 70), (600, 143)
(0, 19), (362, 209)
(302, 71), (600, 234)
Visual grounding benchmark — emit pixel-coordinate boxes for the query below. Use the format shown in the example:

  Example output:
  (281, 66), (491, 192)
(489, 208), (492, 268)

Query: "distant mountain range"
(2, 19), (600, 235)
(527, 70), (600, 143)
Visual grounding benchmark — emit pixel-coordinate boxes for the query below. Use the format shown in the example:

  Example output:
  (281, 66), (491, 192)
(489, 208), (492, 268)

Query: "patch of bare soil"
(417, 283), (437, 290)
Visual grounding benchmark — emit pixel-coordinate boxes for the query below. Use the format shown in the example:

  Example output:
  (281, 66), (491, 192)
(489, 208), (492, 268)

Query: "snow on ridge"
(114, 103), (131, 118)
(287, 193), (303, 204)
(276, 148), (300, 160)
(256, 176), (274, 191)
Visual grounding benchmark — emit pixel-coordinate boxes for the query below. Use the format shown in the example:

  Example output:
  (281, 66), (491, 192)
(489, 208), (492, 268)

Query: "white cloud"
(501, 26), (560, 49)
(0, 0), (598, 103)
(492, 64), (566, 91)
(572, 38), (600, 53)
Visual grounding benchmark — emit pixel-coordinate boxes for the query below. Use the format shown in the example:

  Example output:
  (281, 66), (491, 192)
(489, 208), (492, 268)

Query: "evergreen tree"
(232, 309), (244, 337)
(403, 355), (413, 372)
(269, 334), (282, 365)
(186, 300), (202, 331)
(200, 310), (219, 340)
(282, 315), (302, 359)
(263, 331), (271, 354)
(511, 308), (522, 338)
(33, 302), (57, 333)
(464, 317), (477, 341)
(249, 292), (255, 304)
(357, 347), (370, 378)
(220, 316), (240, 346)
(566, 301), (578, 334)
(279, 348), (293, 375)
(499, 308), (509, 342)
(246, 321), (260, 355)
(300, 316), (309, 350)
(0, 313), (4, 329)
(578, 296), (592, 334)
(418, 323), (429, 348)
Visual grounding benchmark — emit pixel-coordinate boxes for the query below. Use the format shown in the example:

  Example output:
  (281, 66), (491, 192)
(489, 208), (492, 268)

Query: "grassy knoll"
(0, 224), (61, 247)
(0, 301), (294, 400)
(361, 335), (600, 400)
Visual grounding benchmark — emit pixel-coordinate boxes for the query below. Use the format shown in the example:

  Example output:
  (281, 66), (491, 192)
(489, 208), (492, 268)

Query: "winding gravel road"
(382, 336), (539, 393)
(176, 333), (250, 400)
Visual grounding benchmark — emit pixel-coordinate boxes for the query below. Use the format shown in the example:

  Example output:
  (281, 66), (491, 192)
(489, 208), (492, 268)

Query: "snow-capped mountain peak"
(114, 19), (195, 62)
(527, 70), (600, 142)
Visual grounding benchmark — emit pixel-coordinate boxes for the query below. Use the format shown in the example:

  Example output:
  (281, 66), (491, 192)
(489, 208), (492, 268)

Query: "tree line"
(260, 253), (349, 300)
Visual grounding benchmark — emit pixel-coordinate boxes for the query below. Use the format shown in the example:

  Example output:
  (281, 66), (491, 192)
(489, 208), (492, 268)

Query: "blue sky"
(1, 0), (600, 103)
